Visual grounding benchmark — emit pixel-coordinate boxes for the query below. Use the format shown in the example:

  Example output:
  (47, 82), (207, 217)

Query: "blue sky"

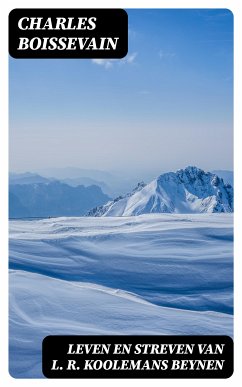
(9, 9), (233, 175)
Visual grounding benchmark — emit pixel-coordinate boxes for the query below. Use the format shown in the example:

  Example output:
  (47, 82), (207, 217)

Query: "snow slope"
(9, 213), (233, 378)
(10, 270), (232, 378)
(88, 167), (233, 216)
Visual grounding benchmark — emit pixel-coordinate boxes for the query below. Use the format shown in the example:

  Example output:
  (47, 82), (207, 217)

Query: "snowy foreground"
(9, 213), (233, 378)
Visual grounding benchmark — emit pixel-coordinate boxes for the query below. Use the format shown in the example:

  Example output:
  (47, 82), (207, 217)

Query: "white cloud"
(128, 28), (137, 40)
(91, 52), (138, 69)
(91, 59), (113, 69)
(125, 52), (138, 64)
(159, 50), (176, 59)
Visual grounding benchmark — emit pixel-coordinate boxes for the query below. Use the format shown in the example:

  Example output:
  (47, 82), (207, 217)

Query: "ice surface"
(9, 213), (233, 378)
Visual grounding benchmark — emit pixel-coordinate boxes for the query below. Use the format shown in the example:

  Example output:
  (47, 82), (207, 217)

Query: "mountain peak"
(88, 166), (233, 217)
(177, 165), (204, 177)
(180, 165), (203, 173)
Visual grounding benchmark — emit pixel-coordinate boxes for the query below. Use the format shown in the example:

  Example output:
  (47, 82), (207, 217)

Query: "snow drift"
(9, 213), (233, 377)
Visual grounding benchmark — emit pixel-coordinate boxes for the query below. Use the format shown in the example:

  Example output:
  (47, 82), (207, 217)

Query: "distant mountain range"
(9, 167), (233, 218)
(9, 172), (52, 185)
(9, 181), (110, 218)
(88, 166), (233, 216)
(9, 172), (112, 196)
(10, 169), (137, 197)
(35, 167), (144, 197)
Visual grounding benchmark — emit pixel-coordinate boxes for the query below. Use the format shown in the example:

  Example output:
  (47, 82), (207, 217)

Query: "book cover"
(4, 2), (238, 382)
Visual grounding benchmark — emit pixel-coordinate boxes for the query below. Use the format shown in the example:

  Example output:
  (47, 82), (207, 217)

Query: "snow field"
(9, 213), (233, 377)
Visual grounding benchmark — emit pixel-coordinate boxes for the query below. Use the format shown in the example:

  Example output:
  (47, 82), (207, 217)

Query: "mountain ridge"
(88, 166), (233, 216)
(9, 181), (111, 218)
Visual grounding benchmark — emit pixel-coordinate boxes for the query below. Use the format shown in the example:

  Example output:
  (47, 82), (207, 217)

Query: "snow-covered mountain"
(212, 170), (233, 187)
(88, 166), (233, 216)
